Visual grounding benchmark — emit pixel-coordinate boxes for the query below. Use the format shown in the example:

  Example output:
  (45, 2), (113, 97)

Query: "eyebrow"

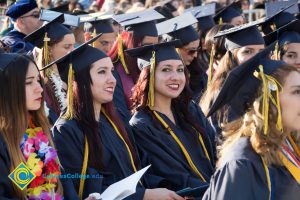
(97, 66), (109, 70)
(162, 64), (184, 68)
(26, 76), (35, 80)
(291, 85), (300, 88)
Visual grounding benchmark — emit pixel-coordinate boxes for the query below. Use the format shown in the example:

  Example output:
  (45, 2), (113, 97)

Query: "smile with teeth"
(105, 87), (114, 92)
(167, 84), (180, 89)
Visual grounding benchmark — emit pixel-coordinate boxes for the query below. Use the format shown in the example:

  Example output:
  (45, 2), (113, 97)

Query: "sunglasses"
(20, 12), (40, 19)
(182, 47), (200, 56)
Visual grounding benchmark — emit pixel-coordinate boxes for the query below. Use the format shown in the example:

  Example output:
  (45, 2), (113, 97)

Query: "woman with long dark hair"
(108, 9), (164, 122)
(48, 36), (185, 200)
(0, 52), (63, 199)
(128, 41), (216, 198)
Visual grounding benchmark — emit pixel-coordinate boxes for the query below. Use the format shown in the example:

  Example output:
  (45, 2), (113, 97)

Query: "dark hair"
(0, 54), (63, 198)
(205, 23), (234, 61)
(72, 63), (137, 170)
(108, 31), (143, 83)
(131, 63), (207, 139)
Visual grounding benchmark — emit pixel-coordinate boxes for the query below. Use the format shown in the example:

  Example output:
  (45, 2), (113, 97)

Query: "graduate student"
(200, 22), (265, 134)
(156, 13), (207, 101)
(213, 1), (244, 26)
(46, 35), (185, 200)
(24, 14), (76, 124)
(128, 41), (216, 198)
(108, 9), (165, 123)
(203, 44), (300, 200)
(264, 19), (300, 71)
(0, 51), (64, 199)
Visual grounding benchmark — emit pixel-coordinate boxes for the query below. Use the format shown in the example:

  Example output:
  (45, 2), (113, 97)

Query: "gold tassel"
(92, 28), (97, 47)
(62, 64), (75, 119)
(117, 35), (130, 74)
(270, 23), (277, 32)
(208, 43), (215, 86)
(147, 51), (156, 109)
(274, 41), (280, 60)
(43, 32), (52, 77)
(218, 17), (223, 25)
(254, 65), (283, 135)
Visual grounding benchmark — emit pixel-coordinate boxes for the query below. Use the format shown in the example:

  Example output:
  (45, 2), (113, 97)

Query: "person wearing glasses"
(2, 0), (43, 53)
(157, 13), (207, 102)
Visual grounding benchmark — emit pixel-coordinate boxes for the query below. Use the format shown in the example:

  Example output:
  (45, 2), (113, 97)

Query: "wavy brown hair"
(0, 55), (62, 199)
(218, 64), (299, 167)
(200, 49), (239, 120)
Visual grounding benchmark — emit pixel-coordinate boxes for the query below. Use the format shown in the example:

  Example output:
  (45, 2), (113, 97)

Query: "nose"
(169, 70), (181, 81)
(107, 72), (116, 85)
(35, 82), (43, 94)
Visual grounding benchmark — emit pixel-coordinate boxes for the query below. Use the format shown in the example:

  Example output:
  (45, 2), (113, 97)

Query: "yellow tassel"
(270, 23), (277, 32)
(147, 51), (155, 109)
(117, 35), (130, 74)
(208, 43), (215, 86)
(254, 65), (283, 135)
(43, 32), (52, 77)
(274, 42), (280, 60)
(92, 28), (97, 48)
(218, 17), (223, 25)
(62, 64), (74, 119)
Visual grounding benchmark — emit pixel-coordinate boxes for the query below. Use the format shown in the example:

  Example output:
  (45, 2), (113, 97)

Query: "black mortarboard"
(126, 40), (182, 70)
(24, 14), (72, 48)
(112, 9), (164, 37)
(215, 20), (265, 51)
(207, 42), (283, 117)
(264, 19), (300, 46)
(156, 0), (177, 12)
(156, 12), (199, 45)
(41, 34), (106, 82)
(261, 2), (298, 35)
(6, 0), (38, 21)
(82, 12), (114, 34)
(0, 53), (20, 72)
(40, 9), (80, 27)
(213, 1), (242, 24)
(185, 3), (216, 33)
(265, 0), (299, 18)
(125, 40), (182, 108)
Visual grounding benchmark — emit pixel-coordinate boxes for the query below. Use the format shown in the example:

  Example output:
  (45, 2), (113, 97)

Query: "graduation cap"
(81, 11), (114, 34)
(40, 9), (80, 27)
(215, 20), (265, 51)
(261, 2), (298, 35)
(213, 0), (242, 24)
(125, 40), (182, 108)
(6, 0), (38, 21)
(185, 3), (216, 33)
(24, 14), (72, 49)
(207, 42), (282, 119)
(112, 8), (164, 37)
(155, 0), (177, 12)
(265, 0), (299, 18)
(264, 19), (300, 46)
(156, 12), (199, 45)
(41, 34), (107, 119)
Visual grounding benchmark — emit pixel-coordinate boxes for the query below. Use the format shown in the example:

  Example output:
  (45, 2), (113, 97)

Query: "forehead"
(285, 43), (300, 51)
(157, 59), (183, 67)
(283, 71), (300, 88)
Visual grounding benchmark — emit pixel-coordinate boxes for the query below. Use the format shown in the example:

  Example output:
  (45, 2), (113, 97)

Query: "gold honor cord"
(261, 156), (271, 200)
(278, 150), (300, 184)
(207, 43), (216, 86)
(152, 110), (207, 182)
(117, 35), (130, 74)
(79, 137), (89, 200)
(147, 51), (156, 109)
(101, 109), (137, 172)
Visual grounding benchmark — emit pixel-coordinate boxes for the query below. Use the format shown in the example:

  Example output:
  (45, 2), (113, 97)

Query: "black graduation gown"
(53, 115), (145, 200)
(129, 102), (216, 193)
(112, 69), (132, 124)
(202, 137), (300, 200)
(0, 134), (78, 200)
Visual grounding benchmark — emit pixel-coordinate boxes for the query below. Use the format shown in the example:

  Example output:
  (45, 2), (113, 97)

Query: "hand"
(143, 188), (185, 200)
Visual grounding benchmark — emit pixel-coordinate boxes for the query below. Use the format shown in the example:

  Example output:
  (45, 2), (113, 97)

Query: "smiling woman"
(128, 41), (216, 199)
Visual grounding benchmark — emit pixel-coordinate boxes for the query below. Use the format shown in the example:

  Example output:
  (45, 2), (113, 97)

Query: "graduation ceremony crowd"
(1, 0), (300, 199)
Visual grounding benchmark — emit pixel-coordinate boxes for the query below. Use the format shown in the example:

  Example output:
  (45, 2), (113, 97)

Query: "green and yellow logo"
(8, 162), (36, 190)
